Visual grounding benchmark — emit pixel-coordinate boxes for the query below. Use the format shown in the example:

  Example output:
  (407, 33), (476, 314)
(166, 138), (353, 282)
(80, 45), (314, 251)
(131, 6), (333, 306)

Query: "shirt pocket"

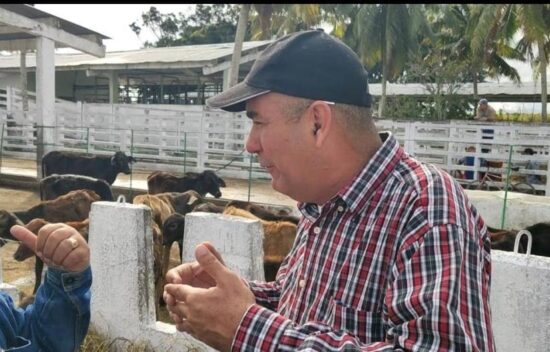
(326, 298), (385, 343)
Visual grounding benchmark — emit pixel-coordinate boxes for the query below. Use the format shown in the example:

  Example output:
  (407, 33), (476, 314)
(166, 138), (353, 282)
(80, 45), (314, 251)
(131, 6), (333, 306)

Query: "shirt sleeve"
(14, 266), (92, 351)
(232, 224), (494, 351)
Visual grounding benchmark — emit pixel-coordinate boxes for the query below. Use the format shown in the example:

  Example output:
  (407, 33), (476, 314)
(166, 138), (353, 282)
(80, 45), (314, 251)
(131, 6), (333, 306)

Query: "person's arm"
(232, 224), (494, 351)
(487, 106), (497, 121)
(7, 267), (92, 351)
(4, 223), (92, 351)
(474, 107), (482, 120)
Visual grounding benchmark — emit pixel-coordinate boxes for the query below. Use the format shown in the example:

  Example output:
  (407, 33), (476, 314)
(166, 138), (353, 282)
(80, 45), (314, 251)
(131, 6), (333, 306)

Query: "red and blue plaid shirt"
(233, 132), (495, 351)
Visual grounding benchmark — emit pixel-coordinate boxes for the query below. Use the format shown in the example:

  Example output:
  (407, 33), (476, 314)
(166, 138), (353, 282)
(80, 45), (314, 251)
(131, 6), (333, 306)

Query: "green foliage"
(130, 5), (246, 47)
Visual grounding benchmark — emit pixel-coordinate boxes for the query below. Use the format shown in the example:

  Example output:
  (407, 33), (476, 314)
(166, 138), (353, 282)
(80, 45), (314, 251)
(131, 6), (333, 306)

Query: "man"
(475, 98), (497, 122)
(164, 30), (495, 351)
(2, 223), (91, 350)
(523, 147), (543, 185)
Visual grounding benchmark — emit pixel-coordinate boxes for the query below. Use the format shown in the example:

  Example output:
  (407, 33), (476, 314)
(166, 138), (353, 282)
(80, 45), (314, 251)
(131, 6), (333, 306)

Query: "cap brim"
(206, 81), (270, 112)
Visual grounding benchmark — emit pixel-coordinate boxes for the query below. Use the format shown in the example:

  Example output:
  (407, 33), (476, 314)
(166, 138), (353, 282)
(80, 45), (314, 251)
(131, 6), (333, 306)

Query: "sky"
(31, 5), (549, 113)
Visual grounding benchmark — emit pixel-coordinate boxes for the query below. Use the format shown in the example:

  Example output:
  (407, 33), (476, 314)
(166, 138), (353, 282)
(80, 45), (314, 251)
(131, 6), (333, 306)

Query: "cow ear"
(110, 156), (116, 166)
(129, 156), (137, 164)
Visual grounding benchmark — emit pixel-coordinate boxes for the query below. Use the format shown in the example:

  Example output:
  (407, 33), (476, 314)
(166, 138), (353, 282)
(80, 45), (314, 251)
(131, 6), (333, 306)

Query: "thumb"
(195, 243), (230, 284)
(10, 225), (37, 253)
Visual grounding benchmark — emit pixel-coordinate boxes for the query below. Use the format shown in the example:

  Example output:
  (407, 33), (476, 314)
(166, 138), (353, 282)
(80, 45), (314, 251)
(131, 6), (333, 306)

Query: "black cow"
(488, 222), (550, 257)
(41, 150), (137, 185)
(147, 170), (226, 198)
(40, 174), (114, 201)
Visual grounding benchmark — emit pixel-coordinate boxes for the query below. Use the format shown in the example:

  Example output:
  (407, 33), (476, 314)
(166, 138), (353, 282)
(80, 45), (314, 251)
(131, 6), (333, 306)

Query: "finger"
(163, 291), (177, 306)
(165, 264), (192, 285)
(10, 225), (37, 253)
(194, 243), (231, 284)
(36, 223), (66, 257)
(202, 241), (225, 265)
(51, 235), (79, 265)
(164, 283), (201, 303)
(60, 245), (90, 272)
(41, 226), (71, 260)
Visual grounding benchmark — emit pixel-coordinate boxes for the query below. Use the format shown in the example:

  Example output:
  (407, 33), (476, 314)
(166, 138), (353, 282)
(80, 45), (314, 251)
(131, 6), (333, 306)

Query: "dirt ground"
(0, 157), (297, 322)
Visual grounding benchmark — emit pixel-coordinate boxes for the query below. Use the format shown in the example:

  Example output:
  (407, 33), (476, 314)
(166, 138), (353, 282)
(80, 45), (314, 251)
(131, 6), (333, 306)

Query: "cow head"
(111, 151), (136, 174)
(200, 171), (226, 198)
(171, 190), (203, 215)
(0, 210), (23, 247)
(162, 213), (186, 246)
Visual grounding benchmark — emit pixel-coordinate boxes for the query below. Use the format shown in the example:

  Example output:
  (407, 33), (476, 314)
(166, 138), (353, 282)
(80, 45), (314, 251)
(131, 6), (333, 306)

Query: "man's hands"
(164, 242), (256, 352)
(10, 223), (90, 273)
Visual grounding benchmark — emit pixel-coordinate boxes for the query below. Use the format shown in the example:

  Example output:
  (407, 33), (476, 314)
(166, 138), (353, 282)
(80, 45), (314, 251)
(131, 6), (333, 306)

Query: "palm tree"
(228, 4), (250, 88)
(513, 4), (550, 122)
(353, 4), (430, 118)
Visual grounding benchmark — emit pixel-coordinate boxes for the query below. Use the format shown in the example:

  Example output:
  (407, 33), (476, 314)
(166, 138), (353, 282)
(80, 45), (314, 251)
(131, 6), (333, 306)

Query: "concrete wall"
(0, 190), (543, 351)
(465, 190), (550, 229)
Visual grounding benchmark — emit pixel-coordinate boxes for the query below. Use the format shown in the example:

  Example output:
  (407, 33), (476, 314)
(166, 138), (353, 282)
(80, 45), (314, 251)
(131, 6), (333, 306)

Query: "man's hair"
(284, 97), (376, 136)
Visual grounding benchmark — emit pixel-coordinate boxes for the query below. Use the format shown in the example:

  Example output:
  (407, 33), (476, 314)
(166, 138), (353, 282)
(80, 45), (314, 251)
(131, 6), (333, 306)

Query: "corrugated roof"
(0, 4), (109, 41)
(369, 82), (544, 96)
(0, 40), (272, 70)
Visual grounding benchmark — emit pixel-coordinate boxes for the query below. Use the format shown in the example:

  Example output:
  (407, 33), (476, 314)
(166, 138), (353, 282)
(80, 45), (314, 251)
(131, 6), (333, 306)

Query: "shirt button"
(299, 279), (306, 288)
(337, 206), (344, 212)
(313, 227), (321, 234)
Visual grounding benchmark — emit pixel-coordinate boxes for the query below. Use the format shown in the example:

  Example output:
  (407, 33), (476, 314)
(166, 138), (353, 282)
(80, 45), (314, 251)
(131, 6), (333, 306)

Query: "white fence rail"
(0, 87), (549, 195)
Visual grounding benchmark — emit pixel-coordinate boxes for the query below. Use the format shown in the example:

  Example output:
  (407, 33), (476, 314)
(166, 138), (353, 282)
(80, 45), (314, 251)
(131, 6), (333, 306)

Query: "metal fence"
(0, 86), (549, 196)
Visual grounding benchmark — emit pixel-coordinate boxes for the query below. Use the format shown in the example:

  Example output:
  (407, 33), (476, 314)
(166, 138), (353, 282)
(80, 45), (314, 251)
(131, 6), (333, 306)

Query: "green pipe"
(248, 153), (253, 202)
(500, 145), (514, 229)
(86, 127), (90, 155)
(183, 132), (187, 174)
(0, 122), (4, 172)
(130, 129), (134, 198)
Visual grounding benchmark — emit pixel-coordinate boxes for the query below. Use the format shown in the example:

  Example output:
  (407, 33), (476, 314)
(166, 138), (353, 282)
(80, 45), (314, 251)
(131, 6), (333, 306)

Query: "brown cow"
(225, 200), (299, 225)
(0, 189), (99, 245)
(0, 190), (99, 293)
(13, 218), (90, 294)
(147, 170), (226, 198)
(133, 191), (203, 316)
(223, 206), (297, 281)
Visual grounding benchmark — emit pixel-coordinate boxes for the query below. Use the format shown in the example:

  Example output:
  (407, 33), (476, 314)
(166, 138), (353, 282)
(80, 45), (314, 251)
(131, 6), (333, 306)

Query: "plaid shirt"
(233, 132), (495, 351)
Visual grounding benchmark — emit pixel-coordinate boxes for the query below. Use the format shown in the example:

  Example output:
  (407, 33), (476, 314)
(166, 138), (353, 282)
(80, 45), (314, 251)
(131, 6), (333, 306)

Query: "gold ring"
(67, 237), (79, 249)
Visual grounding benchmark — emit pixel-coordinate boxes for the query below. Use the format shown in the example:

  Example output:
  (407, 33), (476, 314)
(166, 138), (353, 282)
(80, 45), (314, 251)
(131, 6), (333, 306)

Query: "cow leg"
(33, 255), (44, 294)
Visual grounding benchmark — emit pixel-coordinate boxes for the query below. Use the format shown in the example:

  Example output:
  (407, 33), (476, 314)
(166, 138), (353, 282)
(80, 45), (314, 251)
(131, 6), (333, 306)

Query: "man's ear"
(309, 101), (333, 147)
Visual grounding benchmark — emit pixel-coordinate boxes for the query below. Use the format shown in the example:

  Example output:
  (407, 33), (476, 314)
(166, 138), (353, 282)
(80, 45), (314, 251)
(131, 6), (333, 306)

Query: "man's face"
(245, 93), (314, 200)
(479, 102), (488, 111)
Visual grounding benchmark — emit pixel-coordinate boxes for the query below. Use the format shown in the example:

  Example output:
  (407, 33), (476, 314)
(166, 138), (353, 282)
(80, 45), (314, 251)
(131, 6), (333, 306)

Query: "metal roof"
(369, 82), (546, 102)
(0, 4), (109, 41)
(0, 40), (272, 72)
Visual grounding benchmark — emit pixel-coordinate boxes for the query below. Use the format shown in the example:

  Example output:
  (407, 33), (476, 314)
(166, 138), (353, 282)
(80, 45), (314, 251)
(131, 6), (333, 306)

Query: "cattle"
(41, 150), (137, 185)
(193, 201), (225, 214)
(12, 218), (90, 294)
(133, 191), (203, 315)
(488, 222), (550, 257)
(40, 174), (114, 201)
(0, 189), (100, 245)
(225, 200), (300, 225)
(147, 170), (226, 198)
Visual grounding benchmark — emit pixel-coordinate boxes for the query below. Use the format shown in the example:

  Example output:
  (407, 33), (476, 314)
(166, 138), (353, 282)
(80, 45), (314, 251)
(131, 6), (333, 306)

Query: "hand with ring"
(10, 223), (90, 272)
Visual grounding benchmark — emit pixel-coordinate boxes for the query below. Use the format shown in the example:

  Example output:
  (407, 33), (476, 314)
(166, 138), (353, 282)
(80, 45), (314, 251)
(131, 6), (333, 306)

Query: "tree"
(228, 4), (251, 88)
(130, 5), (244, 47)
(513, 4), (550, 122)
(352, 4), (430, 118)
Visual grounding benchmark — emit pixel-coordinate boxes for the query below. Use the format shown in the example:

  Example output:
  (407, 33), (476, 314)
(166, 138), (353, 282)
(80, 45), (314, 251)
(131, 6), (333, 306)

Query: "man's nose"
(245, 132), (259, 154)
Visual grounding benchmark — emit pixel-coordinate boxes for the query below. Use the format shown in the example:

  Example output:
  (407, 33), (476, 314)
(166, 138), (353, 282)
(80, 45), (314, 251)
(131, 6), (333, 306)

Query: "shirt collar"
(299, 132), (403, 218)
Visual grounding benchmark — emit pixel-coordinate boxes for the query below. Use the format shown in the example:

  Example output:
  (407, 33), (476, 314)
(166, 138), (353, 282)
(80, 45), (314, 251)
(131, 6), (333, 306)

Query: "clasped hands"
(163, 242), (256, 352)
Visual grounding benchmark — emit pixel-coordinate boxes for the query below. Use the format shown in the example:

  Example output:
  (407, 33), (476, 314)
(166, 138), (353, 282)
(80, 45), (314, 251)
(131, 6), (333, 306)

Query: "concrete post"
(35, 36), (56, 179)
(108, 71), (119, 104)
(89, 201), (214, 351)
(183, 212), (265, 281)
